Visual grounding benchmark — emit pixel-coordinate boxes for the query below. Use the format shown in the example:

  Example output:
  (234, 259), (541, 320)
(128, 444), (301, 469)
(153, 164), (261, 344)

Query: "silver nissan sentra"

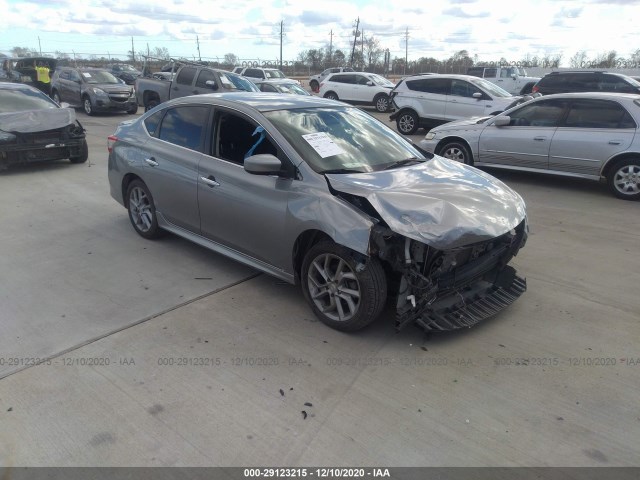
(108, 92), (528, 333)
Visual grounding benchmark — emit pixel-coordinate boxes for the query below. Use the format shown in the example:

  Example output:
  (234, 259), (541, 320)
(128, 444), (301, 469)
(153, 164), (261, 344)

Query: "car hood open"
(0, 108), (76, 133)
(326, 156), (526, 249)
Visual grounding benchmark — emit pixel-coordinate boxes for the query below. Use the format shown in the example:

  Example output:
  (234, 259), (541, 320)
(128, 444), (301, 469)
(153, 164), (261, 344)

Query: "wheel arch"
(121, 173), (145, 208)
(601, 152), (640, 179)
(292, 229), (333, 284)
(435, 136), (475, 163)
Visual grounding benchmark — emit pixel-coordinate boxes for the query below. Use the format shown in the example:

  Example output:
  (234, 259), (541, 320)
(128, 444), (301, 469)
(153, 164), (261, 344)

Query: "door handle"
(200, 175), (220, 187)
(533, 137), (546, 141)
(144, 157), (159, 166)
(608, 140), (622, 145)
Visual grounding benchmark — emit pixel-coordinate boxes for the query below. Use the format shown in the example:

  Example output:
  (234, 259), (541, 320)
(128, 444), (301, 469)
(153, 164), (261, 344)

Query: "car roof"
(403, 74), (486, 80)
(0, 82), (42, 93)
(532, 92), (640, 101)
(165, 92), (345, 112)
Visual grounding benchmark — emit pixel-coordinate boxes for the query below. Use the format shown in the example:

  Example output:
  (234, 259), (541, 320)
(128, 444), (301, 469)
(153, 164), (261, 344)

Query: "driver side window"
(213, 111), (277, 165)
(507, 100), (568, 127)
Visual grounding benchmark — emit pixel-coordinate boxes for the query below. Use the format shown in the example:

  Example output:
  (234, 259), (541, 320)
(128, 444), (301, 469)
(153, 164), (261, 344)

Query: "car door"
(197, 108), (292, 267)
(350, 74), (373, 102)
(478, 98), (568, 170)
(56, 70), (72, 103)
(193, 68), (220, 95)
(330, 74), (356, 100)
(171, 67), (198, 98)
(549, 99), (636, 176)
(445, 79), (490, 120)
(140, 105), (211, 232)
(405, 77), (450, 121)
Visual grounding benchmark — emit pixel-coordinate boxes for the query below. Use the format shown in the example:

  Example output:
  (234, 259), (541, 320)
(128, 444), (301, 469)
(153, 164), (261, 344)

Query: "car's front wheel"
(439, 141), (473, 165)
(374, 94), (389, 113)
(396, 111), (419, 135)
(83, 96), (95, 116)
(608, 158), (640, 200)
(301, 241), (387, 332)
(145, 99), (160, 112)
(127, 104), (139, 115)
(126, 180), (163, 239)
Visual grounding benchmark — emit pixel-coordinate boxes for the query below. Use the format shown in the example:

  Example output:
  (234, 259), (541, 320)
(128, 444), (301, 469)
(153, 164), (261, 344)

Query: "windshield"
(81, 70), (120, 84)
(224, 72), (260, 92)
(275, 83), (310, 95)
(264, 107), (426, 173)
(368, 74), (394, 87)
(265, 70), (286, 79)
(470, 78), (513, 98)
(119, 64), (139, 73)
(0, 88), (59, 113)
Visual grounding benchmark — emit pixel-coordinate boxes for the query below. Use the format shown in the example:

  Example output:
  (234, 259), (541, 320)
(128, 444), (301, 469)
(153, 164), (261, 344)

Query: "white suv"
(309, 67), (354, 92)
(389, 74), (521, 134)
(241, 67), (301, 85)
(319, 72), (394, 112)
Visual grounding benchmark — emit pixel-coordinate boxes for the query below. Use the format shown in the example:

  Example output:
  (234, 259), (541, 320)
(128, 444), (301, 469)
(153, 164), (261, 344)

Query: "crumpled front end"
(369, 218), (528, 332)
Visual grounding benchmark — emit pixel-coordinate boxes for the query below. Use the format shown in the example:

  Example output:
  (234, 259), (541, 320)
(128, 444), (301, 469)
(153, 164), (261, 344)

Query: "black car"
(0, 83), (87, 169)
(106, 63), (142, 85)
(532, 71), (640, 95)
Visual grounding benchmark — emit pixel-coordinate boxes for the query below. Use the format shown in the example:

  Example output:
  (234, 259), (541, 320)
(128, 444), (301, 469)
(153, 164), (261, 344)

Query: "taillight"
(107, 135), (118, 153)
(532, 85), (539, 93)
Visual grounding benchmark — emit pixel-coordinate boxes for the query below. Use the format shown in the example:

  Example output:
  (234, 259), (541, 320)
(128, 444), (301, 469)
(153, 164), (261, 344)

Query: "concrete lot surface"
(0, 106), (638, 467)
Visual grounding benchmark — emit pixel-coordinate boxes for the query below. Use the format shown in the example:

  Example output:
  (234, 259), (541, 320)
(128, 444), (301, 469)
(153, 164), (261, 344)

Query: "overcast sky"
(1, 0), (639, 64)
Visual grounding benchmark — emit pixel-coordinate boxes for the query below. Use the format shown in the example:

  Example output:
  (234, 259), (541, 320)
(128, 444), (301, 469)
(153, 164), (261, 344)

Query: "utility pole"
(131, 37), (135, 64)
(350, 17), (360, 67)
(196, 36), (201, 62)
(38, 36), (41, 55)
(279, 21), (284, 71)
(361, 29), (364, 71)
(404, 28), (409, 75)
(147, 43), (150, 57)
(328, 29), (333, 66)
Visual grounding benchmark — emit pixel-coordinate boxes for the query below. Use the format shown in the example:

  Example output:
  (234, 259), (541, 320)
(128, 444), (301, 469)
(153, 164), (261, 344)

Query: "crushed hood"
(0, 108), (76, 133)
(326, 156), (527, 249)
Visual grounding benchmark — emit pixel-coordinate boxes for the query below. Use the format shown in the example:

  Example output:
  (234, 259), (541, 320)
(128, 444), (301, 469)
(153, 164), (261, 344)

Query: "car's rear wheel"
(607, 158), (640, 200)
(374, 94), (389, 112)
(145, 99), (160, 112)
(69, 139), (89, 164)
(323, 91), (339, 101)
(126, 180), (163, 239)
(439, 141), (473, 165)
(83, 96), (95, 116)
(301, 241), (387, 332)
(396, 111), (419, 135)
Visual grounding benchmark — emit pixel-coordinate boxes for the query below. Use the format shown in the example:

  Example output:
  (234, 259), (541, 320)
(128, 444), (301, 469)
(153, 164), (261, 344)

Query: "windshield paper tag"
(302, 132), (345, 158)
(82, 73), (91, 78)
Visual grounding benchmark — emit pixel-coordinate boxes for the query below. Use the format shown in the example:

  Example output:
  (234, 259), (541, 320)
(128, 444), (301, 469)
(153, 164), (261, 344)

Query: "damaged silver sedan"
(108, 93), (528, 332)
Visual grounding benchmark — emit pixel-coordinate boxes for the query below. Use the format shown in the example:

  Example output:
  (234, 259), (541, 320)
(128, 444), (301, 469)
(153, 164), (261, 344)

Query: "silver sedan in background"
(420, 92), (640, 200)
(108, 93), (528, 333)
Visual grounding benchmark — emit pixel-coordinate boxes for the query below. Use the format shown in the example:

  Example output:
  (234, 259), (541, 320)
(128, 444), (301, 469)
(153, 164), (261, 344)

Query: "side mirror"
(511, 74), (517, 79)
(367, 81), (374, 86)
(492, 115), (511, 127)
(205, 80), (218, 91)
(244, 154), (282, 175)
(472, 92), (482, 99)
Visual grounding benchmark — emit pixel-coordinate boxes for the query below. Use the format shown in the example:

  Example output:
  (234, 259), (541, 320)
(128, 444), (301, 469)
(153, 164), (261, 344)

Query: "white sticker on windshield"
(82, 73), (91, 78)
(302, 132), (345, 158)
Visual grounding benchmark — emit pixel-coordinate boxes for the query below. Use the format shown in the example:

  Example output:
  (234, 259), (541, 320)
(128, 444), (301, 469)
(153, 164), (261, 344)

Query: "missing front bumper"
(396, 266), (527, 332)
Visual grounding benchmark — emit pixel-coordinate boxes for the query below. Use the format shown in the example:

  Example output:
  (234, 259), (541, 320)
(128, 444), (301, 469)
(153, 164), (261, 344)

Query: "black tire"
(396, 110), (419, 135)
(323, 91), (339, 101)
(374, 94), (390, 113)
(439, 141), (473, 165)
(126, 180), (163, 239)
(607, 158), (640, 201)
(310, 80), (319, 92)
(301, 241), (387, 332)
(127, 104), (139, 115)
(82, 96), (95, 116)
(145, 99), (160, 112)
(51, 90), (61, 105)
(69, 139), (89, 164)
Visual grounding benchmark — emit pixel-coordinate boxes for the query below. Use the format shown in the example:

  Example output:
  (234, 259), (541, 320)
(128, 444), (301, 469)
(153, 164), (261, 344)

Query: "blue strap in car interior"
(244, 126), (266, 159)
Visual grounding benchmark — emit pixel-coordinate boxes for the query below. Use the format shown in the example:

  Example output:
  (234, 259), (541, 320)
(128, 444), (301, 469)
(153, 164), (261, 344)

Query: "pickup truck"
(466, 66), (540, 95)
(135, 64), (259, 111)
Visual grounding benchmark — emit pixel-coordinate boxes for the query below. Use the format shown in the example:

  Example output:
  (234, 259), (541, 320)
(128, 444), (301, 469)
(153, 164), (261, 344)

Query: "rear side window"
(330, 74), (356, 84)
(598, 75), (638, 94)
(244, 68), (264, 78)
(563, 100), (636, 129)
(483, 68), (497, 78)
(144, 110), (164, 137)
(406, 78), (450, 94)
(467, 68), (483, 78)
(158, 106), (210, 151)
(176, 67), (197, 86)
(508, 99), (568, 127)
